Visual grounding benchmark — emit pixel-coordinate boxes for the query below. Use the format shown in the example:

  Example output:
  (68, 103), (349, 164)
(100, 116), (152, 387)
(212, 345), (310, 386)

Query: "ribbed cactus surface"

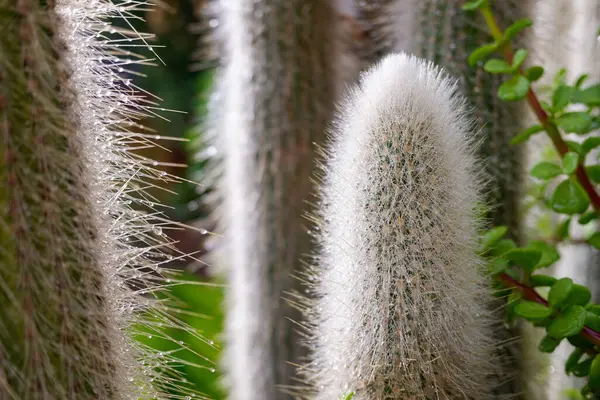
(0, 1), (197, 398)
(210, 1), (338, 399)
(417, 0), (525, 238)
(305, 53), (496, 399)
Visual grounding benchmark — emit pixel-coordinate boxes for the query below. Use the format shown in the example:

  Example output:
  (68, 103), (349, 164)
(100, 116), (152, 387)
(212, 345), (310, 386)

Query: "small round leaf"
(547, 305), (586, 339)
(550, 179), (590, 215)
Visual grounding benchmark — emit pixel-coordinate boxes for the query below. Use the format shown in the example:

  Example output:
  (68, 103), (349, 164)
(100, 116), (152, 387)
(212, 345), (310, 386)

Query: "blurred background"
(118, 1), (225, 398)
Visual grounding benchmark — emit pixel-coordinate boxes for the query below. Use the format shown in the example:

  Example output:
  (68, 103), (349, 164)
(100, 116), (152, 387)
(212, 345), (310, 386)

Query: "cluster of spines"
(303, 53), (497, 400)
(0, 0), (206, 398)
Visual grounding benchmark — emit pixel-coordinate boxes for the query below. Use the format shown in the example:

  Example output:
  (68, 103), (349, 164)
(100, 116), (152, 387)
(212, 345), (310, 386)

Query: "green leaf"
(483, 59), (512, 74)
(530, 162), (562, 180)
(588, 232), (600, 250)
(505, 291), (522, 325)
(538, 334), (561, 353)
(590, 355), (600, 391)
(579, 211), (599, 225)
(511, 124), (544, 145)
(468, 43), (498, 66)
(498, 76), (530, 101)
(529, 241), (560, 269)
(587, 165), (600, 183)
(511, 49), (528, 69)
(339, 393), (355, 400)
(504, 18), (533, 40)
(492, 238), (517, 256)
(481, 226), (508, 248)
(566, 348), (585, 374)
(567, 284), (592, 307)
(548, 305), (587, 339)
(572, 358), (593, 378)
(555, 68), (568, 87)
(585, 312), (600, 331)
(525, 66), (544, 82)
(515, 301), (552, 321)
(575, 74), (589, 89)
(461, 0), (485, 10)
(531, 274), (557, 287)
(568, 334), (595, 350)
(488, 257), (509, 275)
(504, 248), (542, 272)
(587, 304), (600, 315)
(555, 217), (571, 240)
(582, 137), (600, 155)
(565, 140), (583, 155)
(562, 152), (580, 175)
(556, 112), (593, 134)
(573, 83), (600, 106)
(549, 277), (574, 309)
(552, 85), (575, 111)
(550, 179), (590, 215)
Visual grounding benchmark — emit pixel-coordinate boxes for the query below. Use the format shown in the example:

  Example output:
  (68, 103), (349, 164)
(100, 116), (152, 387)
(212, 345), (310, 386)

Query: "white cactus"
(304, 53), (498, 399)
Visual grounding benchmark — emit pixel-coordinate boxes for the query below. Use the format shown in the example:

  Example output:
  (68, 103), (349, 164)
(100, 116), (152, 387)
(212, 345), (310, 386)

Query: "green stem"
(479, 4), (600, 211)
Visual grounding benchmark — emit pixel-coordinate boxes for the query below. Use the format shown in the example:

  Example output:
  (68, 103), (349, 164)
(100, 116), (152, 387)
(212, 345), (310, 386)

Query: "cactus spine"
(0, 1), (197, 398)
(305, 53), (496, 399)
(209, 1), (338, 399)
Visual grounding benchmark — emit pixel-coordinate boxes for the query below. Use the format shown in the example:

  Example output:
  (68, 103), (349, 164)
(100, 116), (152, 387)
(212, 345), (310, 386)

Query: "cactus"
(207, 1), (339, 399)
(304, 53), (497, 399)
(0, 0), (198, 398)
(416, 0), (526, 239)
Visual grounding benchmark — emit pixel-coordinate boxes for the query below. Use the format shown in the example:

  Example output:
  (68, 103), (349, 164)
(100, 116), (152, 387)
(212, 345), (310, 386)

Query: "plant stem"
(479, 4), (600, 211)
(498, 272), (600, 347)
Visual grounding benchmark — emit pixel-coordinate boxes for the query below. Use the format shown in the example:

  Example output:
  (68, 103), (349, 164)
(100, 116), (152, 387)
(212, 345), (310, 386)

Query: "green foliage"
(470, 2), (600, 395)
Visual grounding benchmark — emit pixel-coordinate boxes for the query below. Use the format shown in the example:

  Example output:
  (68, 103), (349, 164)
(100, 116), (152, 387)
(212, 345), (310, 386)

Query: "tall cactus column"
(0, 1), (125, 397)
(211, 1), (338, 399)
(305, 53), (497, 399)
(417, 0), (525, 237)
(414, 2), (528, 396)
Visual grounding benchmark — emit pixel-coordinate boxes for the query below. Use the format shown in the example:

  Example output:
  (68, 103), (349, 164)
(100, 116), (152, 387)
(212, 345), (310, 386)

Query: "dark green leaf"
(573, 83), (600, 106)
(492, 238), (517, 256)
(504, 18), (533, 40)
(525, 66), (544, 82)
(538, 334), (561, 353)
(530, 162), (562, 180)
(504, 248), (542, 272)
(547, 305), (586, 339)
(531, 274), (557, 287)
(556, 112), (593, 134)
(587, 304), (600, 316)
(481, 226), (508, 248)
(552, 85), (575, 111)
(590, 355), (600, 391)
(568, 334), (595, 349)
(582, 137), (600, 155)
(579, 210), (599, 224)
(562, 152), (580, 175)
(515, 301), (552, 321)
(567, 284), (592, 307)
(550, 179), (590, 215)
(565, 140), (583, 155)
(498, 75), (530, 101)
(488, 258), (509, 275)
(483, 59), (512, 74)
(529, 241), (560, 269)
(585, 312), (600, 331)
(588, 232), (600, 250)
(511, 49), (528, 69)
(587, 165), (600, 183)
(510, 124), (544, 145)
(468, 43), (498, 66)
(549, 277), (574, 309)
(555, 217), (571, 240)
(572, 358), (593, 378)
(566, 348), (584, 374)
(462, 0), (485, 10)
(575, 74), (589, 88)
